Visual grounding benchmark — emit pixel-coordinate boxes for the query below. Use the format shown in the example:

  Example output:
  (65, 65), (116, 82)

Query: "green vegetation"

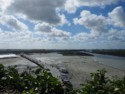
(0, 64), (65, 94)
(58, 51), (93, 56)
(0, 64), (125, 94)
(92, 49), (125, 57)
(80, 69), (125, 94)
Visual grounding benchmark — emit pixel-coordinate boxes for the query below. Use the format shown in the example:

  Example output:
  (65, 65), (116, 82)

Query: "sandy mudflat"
(0, 54), (125, 89)
(0, 56), (38, 73)
(31, 54), (125, 89)
(0, 56), (36, 66)
(61, 56), (125, 88)
(0, 55), (61, 80)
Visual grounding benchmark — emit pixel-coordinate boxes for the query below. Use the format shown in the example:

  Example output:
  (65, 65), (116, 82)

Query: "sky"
(0, 0), (125, 49)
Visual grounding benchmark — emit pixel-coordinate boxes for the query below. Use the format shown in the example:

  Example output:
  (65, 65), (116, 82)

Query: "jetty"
(20, 53), (45, 68)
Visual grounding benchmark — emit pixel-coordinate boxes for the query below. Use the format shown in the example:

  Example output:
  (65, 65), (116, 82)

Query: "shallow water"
(93, 53), (125, 71)
(32, 52), (125, 71)
(35, 54), (85, 65)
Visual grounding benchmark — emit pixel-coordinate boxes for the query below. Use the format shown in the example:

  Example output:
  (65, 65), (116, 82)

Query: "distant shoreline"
(0, 49), (125, 57)
(91, 50), (125, 57)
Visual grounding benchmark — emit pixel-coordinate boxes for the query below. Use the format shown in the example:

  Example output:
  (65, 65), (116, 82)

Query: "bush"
(0, 64), (64, 94)
(0, 64), (125, 94)
(80, 69), (125, 94)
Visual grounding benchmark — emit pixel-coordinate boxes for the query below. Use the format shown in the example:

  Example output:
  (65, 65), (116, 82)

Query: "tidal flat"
(0, 52), (125, 89)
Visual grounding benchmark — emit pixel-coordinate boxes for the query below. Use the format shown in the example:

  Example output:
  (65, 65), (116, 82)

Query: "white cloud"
(73, 7), (125, 46)
(34, 23), (71, 39)
(72, 32), (90, 41)
(34, 23), (52, 33)
(0, 0), (13, 12)
(108, 6), (125, 28)
(74, 6), (125, 35)
(0, 28), (125, 49)
(0, 15), (28, 31)
(7, 0), (65, 24)
(107, 29), (125, 42)
(65, 0), (121, 13)
(64, 0), (79, 13)
(50, 28), (71, 38)
(74, 10), (107, 37)
(58, 14), (70, 26)
(0, 29), (72, 49)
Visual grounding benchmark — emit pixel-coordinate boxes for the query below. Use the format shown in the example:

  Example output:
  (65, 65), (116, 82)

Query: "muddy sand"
(0, 54), (125, 89)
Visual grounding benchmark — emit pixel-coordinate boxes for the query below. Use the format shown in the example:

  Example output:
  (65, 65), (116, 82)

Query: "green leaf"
(35, 68), (41, 74)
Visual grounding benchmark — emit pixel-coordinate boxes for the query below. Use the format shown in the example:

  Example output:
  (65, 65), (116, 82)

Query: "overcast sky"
(0, 0), (125, 49)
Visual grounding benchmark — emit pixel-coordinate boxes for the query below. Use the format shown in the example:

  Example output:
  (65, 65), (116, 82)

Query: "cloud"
(8, 0), (65, 24)
(74, 10), (107, 37)
(73, 7), (125, 44)
(0, 0), (13, 12)
(0, 29), (71, 49)
(0, 28), (125, 49)
(108, 6), (125, 28)
(0, 30), (46, 43)
(50, 28), (71, 38)
(34, 23), (52, 33)
(64, 0), (79, 13)
(72, 32), (90, 41)
(65, 0), (121, 13)
(0, 15), (28, 31)
(0, 0), (125, 49)
(71, 29), (125, 49)
(107, 29), (125, 42)
(34, 23), (71, 39)
(58, 14), (70, 26)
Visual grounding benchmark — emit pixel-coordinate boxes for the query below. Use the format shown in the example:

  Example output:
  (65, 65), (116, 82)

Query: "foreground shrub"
(0, 64), (125, 94)
(80, 69), (125, 94)
(0, 64), (64, 94)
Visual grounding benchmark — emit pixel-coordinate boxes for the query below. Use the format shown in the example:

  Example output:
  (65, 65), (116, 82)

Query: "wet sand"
(0, 56), (36, 66)
(0, 55), (61, 80)
(30, 54), (125, 89)
(62, 56), (125, 88)
(0, 54), (125, 89)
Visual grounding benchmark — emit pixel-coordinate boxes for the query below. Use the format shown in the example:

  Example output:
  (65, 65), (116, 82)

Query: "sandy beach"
(0, 53), (125, 89)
